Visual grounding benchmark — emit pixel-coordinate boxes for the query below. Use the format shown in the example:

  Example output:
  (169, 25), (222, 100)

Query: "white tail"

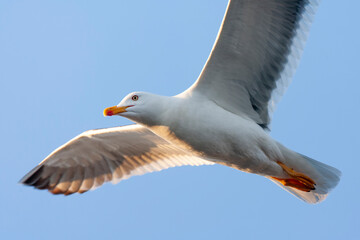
(269, 143), (341, 204)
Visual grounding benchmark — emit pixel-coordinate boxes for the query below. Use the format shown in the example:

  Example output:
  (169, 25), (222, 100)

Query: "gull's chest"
(149, 102), (264, 161)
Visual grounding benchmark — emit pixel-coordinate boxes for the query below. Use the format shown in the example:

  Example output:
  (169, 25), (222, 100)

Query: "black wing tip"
(19, 165), (54, 192)
(19, 165), (44, 185)
(20, 165), (90, 195)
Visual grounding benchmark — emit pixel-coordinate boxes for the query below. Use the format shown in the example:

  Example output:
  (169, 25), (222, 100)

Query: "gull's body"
(138, 93), (283, 177)
(21, 0), (341, 204)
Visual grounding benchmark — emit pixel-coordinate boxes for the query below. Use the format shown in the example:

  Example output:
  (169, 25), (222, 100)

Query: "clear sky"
(1, 0), (359, 239)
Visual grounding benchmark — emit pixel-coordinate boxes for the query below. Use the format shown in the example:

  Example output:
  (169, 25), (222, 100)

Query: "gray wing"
(20, 124), (213, 195)
(187, 0), (319, 128)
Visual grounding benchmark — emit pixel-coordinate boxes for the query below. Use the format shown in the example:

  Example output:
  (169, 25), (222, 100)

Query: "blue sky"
(1, 0), (359, 239)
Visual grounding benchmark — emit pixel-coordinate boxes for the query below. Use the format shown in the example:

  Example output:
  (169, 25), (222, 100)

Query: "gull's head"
(103, 92), (165, 125)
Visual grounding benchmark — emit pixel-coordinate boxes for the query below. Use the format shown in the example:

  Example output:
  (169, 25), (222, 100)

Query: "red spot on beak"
(106, 110), (113, 116)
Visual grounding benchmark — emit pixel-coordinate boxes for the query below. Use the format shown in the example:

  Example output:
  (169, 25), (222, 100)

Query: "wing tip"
(19, 165), (44, 185)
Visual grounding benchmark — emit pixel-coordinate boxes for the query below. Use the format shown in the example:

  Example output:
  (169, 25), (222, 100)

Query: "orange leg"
(271, 161), (316, 192)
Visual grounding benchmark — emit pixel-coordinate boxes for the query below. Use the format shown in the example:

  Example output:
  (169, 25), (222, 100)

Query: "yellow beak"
(103, 105), (130, 116)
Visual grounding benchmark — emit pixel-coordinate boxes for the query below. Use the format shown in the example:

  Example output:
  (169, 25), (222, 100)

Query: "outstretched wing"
(187, 0), (319, 128)
(20, 124), (213, 195)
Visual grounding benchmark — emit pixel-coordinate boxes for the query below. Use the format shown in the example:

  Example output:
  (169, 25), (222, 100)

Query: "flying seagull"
(20, 0), (341, 204)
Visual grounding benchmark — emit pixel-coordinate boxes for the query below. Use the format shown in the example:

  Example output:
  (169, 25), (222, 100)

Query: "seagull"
(20, 0), (341, 204)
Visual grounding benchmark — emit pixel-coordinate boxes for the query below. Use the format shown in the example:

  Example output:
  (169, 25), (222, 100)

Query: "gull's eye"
(132, 95), (139, 101)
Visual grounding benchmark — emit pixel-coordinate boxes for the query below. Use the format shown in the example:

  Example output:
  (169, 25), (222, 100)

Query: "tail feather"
(270, 144), (341, 204)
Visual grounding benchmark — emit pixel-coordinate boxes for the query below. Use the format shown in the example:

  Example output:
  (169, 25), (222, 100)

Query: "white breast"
(148, 96), (281, 174)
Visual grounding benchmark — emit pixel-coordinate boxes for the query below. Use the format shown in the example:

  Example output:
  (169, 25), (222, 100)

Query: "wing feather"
(186, 0), (319, 128)
(20, 124), (213, 195)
